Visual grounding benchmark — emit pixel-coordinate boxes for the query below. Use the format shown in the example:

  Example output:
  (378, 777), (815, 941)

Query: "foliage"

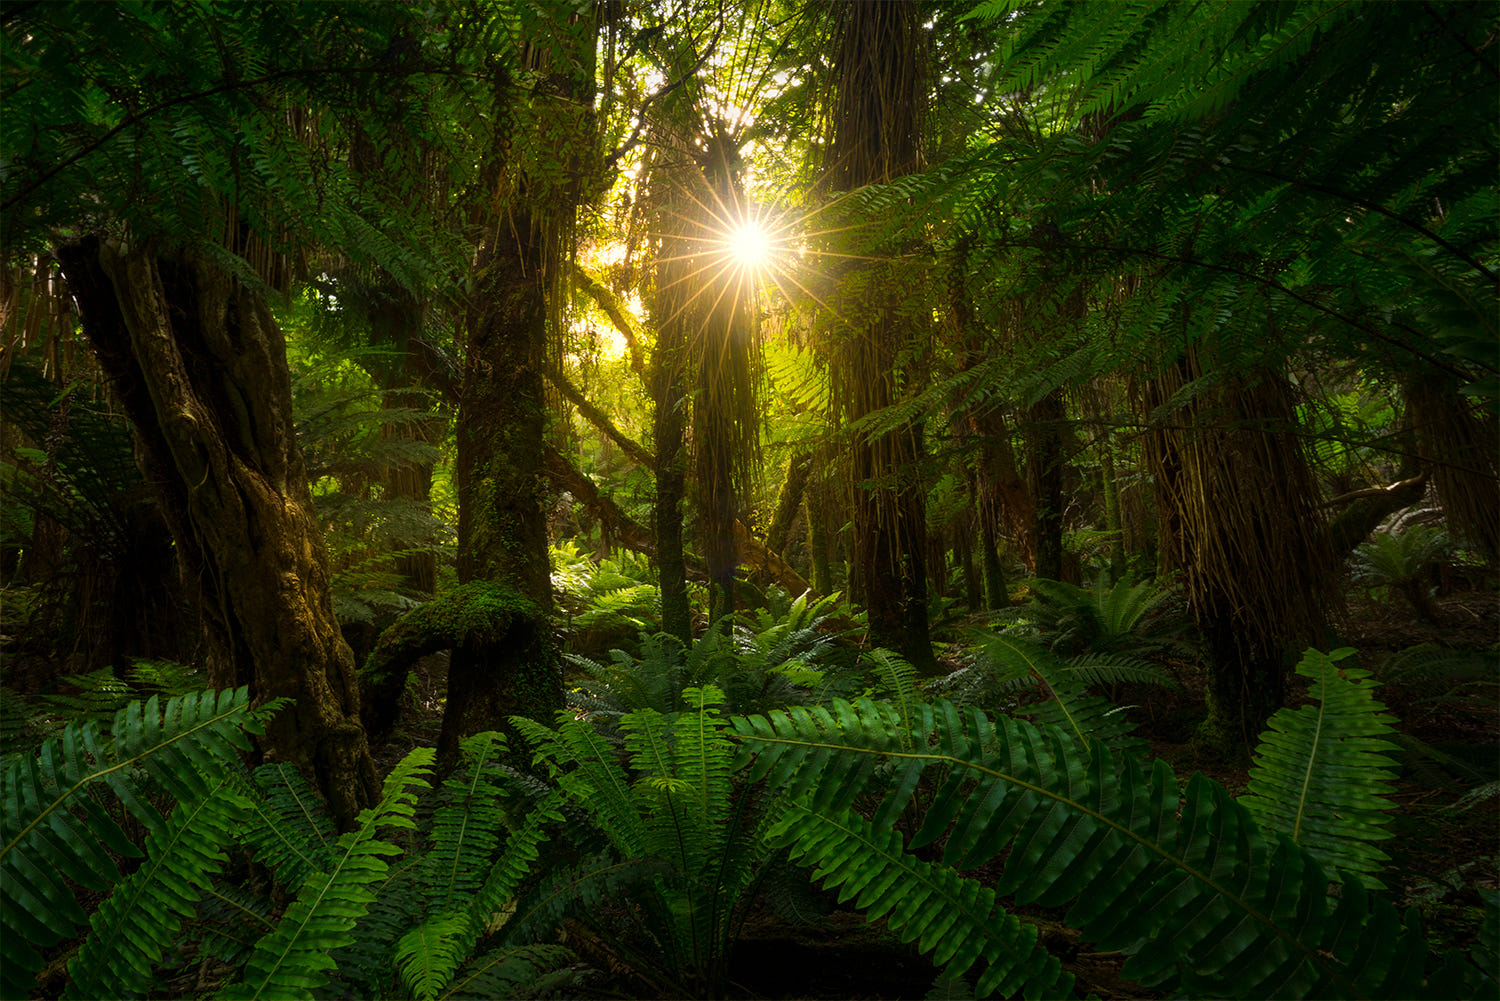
(0, 684), (585, 1001)
(509, 686), (784, 998)
(552, 541), (662, 654)
(1350, 526), (1453, 621)
(733, 686), (1490, 1000)
(0, 689), (267, 998)
(996, 573), (1197, 661)
(1240, 648), (1402, 888)
(565, 590), (856, 727)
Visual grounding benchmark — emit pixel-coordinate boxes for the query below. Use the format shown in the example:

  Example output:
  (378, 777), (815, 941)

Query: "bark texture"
(450, 206), (560, 762)
(58, 237), (378, 827)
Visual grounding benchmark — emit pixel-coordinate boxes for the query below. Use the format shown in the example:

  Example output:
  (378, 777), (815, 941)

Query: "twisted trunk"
(58, 237), (378, 828)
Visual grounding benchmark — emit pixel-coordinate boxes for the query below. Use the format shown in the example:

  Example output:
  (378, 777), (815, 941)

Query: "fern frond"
(982, 633), (1145, 753)
(1240, 648), (1401, 888)
(733, 696), (1481, 999)
(865, 649), (923, 747)
(439, 943), (579, 1001)
(425, 731), (509, 908)
(65, 778), (246, 1001)
(771, 802), (1071, 999)
(220, 746), (434, 1001)
(240, 762), (337, 889)
(0, 688), (258, 998)
(396, 911), (470, 1001)
(512, 713), (647, 857)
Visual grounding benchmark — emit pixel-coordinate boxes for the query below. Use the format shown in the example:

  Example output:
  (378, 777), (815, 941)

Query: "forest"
(1, 1), (1496, 998)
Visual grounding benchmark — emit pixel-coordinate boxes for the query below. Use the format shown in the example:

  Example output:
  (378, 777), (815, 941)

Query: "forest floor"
(380, 580), (1498, 1001)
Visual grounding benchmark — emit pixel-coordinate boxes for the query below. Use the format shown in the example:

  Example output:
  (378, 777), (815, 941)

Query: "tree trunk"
(58, 237), (378, 828)
(805, 474), (834, 597)
(1144, 351), (1334, 753)
(825, 0), (935, 671)
(1025, 391), (1068, 582)
(450, 208), (559, 764)
(653, 317), (693, 646)
(766, 451), (812, 559)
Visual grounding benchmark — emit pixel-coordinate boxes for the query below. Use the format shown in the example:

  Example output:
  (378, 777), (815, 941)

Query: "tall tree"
(3, 1), (472, 823)
(821, 0), (936, 670)
(442, 5), (602, 759)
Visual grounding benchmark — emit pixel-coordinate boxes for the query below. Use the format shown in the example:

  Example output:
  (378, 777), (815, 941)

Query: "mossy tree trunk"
(653, 310), (694, 647)
(1145, 349), (1335, 753)
(58, 237), (379, 828)
(450, 204), (560, 762)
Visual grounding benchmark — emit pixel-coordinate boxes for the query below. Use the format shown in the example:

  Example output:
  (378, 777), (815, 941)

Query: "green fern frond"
(395, 911), (470, 1001)
(865, 649), (923, 748)
(733, 696), (1482, 999)
(771, 802), (1071, 999)
(0, 688), (259, 999)
(425, 731), (509, 908)
(220, 746), (435, 1001)
(240, 762), (338, 889)
(1240, 648), (1401, 888)
(439, 943), (579, 1001)
(512, 714), (648, 858)
(1379, 642), (1498, 688)
(65, 778), (247, 1001)
(982, 632), (1145, 753)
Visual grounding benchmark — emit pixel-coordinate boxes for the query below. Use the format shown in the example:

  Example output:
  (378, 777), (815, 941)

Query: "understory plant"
(731, 650), (1496, 999)
(507, 685), (785, 999)
(4, 645), (1495, 1000)
(1, 691), (578, 1001)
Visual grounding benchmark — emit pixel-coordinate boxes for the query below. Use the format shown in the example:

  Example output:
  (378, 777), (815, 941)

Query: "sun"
(728, 220), (772, 271)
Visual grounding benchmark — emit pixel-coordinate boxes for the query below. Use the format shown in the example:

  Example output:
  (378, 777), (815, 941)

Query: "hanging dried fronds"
(1142, 346), (1337, 742)
(1405, 373), (1500, 562)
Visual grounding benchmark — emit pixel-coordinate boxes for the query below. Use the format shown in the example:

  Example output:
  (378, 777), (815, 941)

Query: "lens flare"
(728, 220), (772, 271)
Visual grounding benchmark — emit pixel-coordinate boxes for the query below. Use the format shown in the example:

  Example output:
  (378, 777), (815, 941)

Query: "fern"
(981, 631), (1146, 754)
(732, 695), (1488, 1000)
(0, 688), (262, 999)
(438, 943), (580, 1001)
(1239, 648), (1401, 888)
(239, 762), (339, 889)
(219, 746), (434, 1001)
(510, 686), (785, 996)
(65, 778), (247, 1001)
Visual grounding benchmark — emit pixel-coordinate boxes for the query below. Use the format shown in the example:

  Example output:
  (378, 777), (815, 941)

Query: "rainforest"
(1, 1), (1496, 999)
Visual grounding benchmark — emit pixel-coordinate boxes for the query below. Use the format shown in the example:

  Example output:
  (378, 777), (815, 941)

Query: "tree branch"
(545, 366), (655, 470)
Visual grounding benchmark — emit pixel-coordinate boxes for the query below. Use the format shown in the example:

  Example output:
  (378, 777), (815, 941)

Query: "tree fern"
(0, 688), (262, 999)
(1239, 647), (1401, 889)
(219, 746), (434, 1001)
(732, 695), (1488, 1000)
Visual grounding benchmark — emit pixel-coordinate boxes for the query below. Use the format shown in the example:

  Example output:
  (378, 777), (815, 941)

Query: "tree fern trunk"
(654, 319), (693, 646)
(58, 237), (379, 828)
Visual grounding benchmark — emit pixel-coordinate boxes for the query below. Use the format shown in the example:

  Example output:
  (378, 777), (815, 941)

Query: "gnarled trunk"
(58, 237), (378, 828)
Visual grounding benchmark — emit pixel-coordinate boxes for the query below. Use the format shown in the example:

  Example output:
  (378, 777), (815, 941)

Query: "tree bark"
(57, 237), (378, 828)
(450, 206), (560, 763)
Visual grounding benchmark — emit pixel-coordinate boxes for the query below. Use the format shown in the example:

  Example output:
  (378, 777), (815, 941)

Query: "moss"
(361, 581), (542, 688)
(358, 582), (546, 741)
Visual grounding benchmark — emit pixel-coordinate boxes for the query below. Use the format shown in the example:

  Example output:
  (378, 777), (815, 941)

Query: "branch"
(569, 261), (646, 376)
(1317, 471), (1429, 509)
(545, 366), (655, 470)
(602, 22), (722, 170)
